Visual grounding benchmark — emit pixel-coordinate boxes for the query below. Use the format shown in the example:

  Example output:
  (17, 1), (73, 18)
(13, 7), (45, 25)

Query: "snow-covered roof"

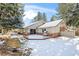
(39, 19), (63, 28)
(24, 20), (45, 28)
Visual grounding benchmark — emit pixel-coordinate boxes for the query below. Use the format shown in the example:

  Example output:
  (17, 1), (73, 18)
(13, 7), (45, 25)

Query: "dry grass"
(6, 38), (21, 48)
(75, 28), (79, 36)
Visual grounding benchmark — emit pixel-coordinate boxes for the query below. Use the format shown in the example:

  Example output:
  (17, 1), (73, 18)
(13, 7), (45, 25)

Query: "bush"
(75, 28), (79, 36)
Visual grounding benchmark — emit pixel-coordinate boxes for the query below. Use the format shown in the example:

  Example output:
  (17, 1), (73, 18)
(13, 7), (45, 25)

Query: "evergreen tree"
(32, 12), (42, 22)
(50, 16), (57, 21)
(0, 3), (24, 28)
(32, 12), (47, 22)
(42, 13), (47, 22)
(58, 3), (79, 27)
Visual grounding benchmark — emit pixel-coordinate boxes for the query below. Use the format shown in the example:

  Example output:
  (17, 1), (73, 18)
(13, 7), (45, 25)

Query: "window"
(0, 29), (2, 33)
(42, 29), (46, 32)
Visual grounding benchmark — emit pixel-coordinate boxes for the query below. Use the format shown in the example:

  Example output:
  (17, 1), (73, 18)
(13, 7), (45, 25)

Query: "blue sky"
(23, 3), (58, 26)
(29, 3), (58, 10)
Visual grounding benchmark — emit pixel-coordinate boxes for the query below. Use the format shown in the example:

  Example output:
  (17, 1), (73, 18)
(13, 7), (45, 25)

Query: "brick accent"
(60, 26), (66, 32)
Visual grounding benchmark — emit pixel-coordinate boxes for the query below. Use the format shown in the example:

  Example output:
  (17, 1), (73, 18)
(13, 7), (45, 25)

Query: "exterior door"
(30, 29), (36, 34)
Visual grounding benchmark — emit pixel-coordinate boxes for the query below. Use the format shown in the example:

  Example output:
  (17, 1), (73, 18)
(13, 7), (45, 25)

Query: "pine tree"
(58, 3), (79, 27)
(32, 12), (42, 22)
(42, 13), (47, 22)
(0, 3), (24, 28)
(50, 16), (57, 21)
(32, 12), (47, 22)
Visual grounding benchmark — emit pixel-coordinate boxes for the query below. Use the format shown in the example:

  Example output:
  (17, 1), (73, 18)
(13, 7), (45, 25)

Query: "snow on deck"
(26, 36), (79, 56)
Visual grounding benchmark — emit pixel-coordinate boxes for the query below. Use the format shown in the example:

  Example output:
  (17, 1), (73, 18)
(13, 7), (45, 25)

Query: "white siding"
(46, 26), (60, 34)
(36, 28), (43, 33)
(27, 29), (30, 33)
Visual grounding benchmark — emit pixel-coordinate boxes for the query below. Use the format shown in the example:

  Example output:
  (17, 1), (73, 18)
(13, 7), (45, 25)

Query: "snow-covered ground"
(26, 35), (79, 56)
(27, 34), (49, 39)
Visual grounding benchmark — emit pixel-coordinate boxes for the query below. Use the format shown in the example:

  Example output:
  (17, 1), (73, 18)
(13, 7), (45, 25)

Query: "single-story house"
(25, 19), (66, 34)
(24, 19), (75, 37)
